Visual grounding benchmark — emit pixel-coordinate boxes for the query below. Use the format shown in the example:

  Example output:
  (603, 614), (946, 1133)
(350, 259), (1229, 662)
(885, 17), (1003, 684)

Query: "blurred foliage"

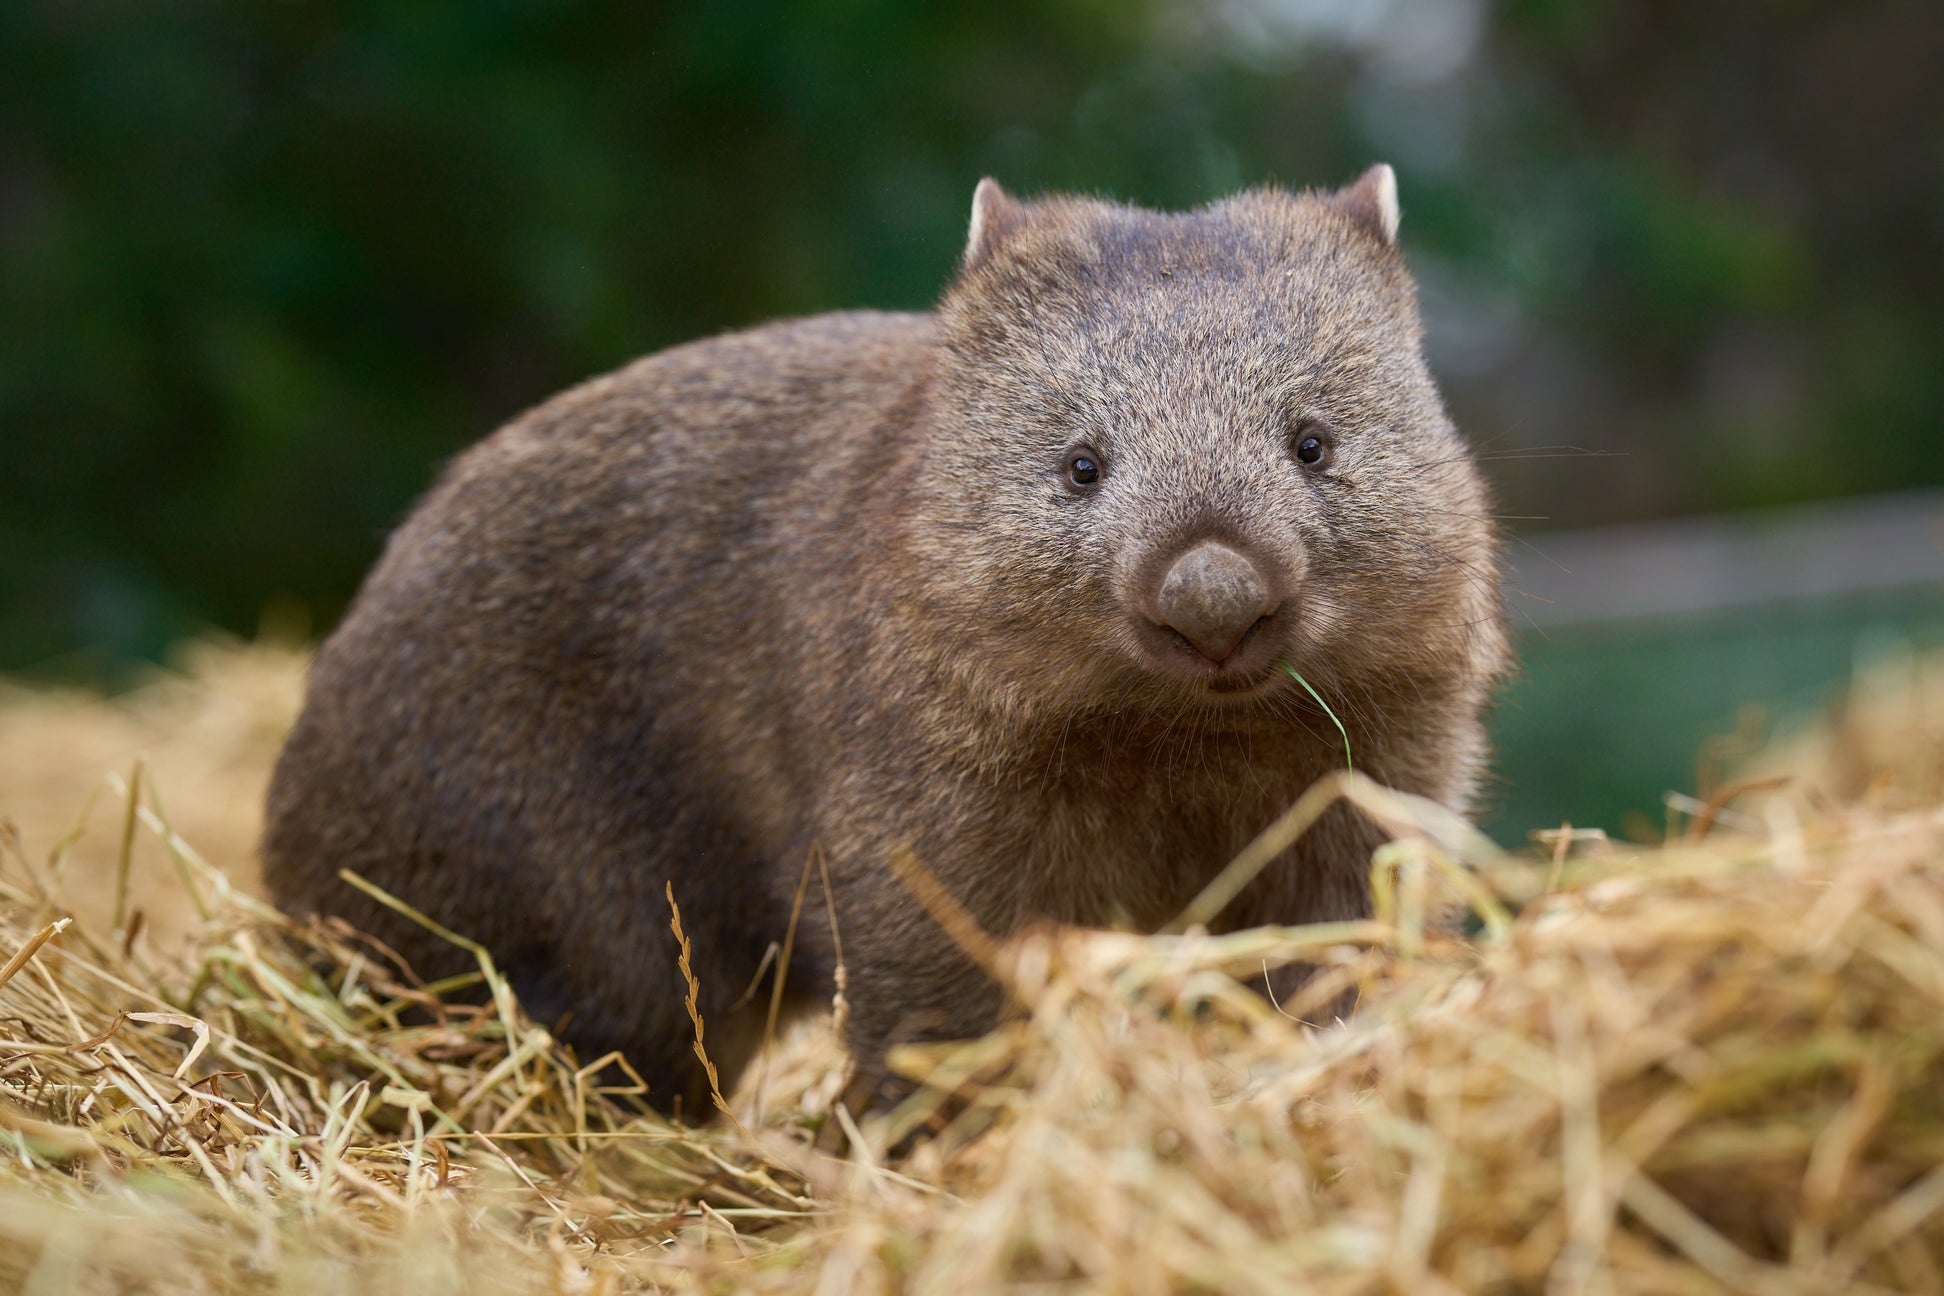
(2, 0), (1941, 675)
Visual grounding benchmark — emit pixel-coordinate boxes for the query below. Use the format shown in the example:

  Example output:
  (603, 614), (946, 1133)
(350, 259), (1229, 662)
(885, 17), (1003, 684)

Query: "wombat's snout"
(1153, 541), (1277, 663)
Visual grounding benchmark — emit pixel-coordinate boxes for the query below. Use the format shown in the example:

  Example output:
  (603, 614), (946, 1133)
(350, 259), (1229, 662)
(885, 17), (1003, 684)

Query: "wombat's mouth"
(1143, 614), (1283, 697)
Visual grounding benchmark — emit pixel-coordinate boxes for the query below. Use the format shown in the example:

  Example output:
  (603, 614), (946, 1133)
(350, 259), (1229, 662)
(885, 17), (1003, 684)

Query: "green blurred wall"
(1487, 490), (1944, 837)
(1489, 590), (1944, 842)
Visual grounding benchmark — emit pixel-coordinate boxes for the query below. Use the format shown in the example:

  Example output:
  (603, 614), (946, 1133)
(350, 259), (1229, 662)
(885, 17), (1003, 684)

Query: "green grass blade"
(1278, 661), (1353, 772)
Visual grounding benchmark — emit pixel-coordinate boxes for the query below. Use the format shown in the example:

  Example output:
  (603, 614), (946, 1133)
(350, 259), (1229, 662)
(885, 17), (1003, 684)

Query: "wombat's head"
(916, 168), (1505, 725)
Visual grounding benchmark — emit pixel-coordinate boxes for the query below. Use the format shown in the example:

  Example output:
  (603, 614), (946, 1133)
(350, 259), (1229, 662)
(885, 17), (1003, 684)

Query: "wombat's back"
(262, 310), (930, 1111)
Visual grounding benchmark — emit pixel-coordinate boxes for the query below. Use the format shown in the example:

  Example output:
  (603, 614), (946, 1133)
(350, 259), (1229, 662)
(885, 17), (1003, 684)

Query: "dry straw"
(1, 641), (1942, 1293)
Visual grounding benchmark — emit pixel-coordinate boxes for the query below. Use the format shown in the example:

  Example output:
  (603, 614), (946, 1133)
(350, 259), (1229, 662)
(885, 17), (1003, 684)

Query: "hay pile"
(0, 637), (301, 944)
(2, 642), (1942, 1293)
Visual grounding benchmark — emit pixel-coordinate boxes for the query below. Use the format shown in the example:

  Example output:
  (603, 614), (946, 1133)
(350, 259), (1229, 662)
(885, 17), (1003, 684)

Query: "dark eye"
(1292, 425), (1335, 470)
(1065, 448), (1102, 489)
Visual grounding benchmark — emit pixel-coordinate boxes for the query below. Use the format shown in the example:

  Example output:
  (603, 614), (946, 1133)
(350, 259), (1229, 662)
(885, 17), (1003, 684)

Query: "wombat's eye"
(1065, 448), (1103, 490)
(1292, 424), (1335, 470)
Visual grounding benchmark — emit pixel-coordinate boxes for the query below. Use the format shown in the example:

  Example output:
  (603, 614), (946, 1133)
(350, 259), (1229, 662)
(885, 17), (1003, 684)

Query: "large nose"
(1154, 542), (1275, 662)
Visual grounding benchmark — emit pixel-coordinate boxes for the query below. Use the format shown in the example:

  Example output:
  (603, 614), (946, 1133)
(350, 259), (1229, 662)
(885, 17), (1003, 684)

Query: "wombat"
(263, 165), (1507, 1116)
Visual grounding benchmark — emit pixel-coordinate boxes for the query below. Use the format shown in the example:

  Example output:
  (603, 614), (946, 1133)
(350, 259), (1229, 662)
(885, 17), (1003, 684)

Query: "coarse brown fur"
(262, 168), (1509, 1116)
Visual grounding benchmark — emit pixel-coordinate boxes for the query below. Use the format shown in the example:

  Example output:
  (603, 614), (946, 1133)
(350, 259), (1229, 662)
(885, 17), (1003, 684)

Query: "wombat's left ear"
(1331, 163), (1401, 246)
(963, 177), (1025, 270)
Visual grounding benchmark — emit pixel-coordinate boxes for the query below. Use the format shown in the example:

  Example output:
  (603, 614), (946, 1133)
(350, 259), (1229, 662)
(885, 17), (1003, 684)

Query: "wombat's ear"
(963, 177), (1025, 271)
(1330, 163), (1401, 246)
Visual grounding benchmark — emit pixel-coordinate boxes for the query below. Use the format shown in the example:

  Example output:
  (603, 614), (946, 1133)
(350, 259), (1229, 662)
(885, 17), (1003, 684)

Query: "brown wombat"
(263, 165), (1507, 1115)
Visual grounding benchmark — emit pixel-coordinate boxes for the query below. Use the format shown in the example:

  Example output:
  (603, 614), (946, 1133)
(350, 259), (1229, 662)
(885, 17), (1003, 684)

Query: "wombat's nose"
(1155, 542), (1274, 662)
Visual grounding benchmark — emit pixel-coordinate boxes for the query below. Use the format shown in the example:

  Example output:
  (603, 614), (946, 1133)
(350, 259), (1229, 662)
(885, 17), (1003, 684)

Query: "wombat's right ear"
(963, 178), (1024, 271)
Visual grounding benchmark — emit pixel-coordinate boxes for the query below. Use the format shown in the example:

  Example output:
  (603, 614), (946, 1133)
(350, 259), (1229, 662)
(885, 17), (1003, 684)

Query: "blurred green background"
(3, 0), (1941, 838)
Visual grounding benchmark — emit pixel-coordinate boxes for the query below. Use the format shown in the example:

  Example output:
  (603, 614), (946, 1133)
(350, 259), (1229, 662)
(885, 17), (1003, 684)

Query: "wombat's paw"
(811, 1065), (920, 1155)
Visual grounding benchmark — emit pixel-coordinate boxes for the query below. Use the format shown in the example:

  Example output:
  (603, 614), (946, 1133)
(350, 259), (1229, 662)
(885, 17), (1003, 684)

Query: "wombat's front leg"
(1202, 805), (1387, 1022)
(829, 918), (1009, 1128)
